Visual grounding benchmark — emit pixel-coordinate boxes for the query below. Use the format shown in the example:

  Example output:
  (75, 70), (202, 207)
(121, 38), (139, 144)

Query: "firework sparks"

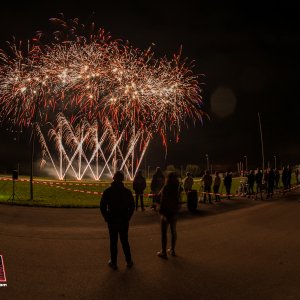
(0, 16), (205, 179)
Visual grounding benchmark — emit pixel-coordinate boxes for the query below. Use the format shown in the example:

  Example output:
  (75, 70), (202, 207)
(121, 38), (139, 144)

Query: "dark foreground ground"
(0, 193), (299, 300)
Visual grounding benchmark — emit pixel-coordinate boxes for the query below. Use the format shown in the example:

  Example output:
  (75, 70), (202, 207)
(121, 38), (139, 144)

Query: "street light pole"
(30, 129), (35, 200)
(274, 155), (277, 169)
(258, 112), (265, 172)
(244, 155), (248, 173)
(205, 154), (209, 171)
(30, 90), (41, 200)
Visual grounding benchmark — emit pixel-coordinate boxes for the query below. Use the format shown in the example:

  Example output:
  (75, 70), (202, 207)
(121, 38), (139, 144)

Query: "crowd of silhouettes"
(100, 165), (299, 269)
(142, 166), (298, 206)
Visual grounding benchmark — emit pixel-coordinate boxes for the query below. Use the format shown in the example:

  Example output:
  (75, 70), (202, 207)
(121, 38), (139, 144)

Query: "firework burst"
(0, 15), (205, 179)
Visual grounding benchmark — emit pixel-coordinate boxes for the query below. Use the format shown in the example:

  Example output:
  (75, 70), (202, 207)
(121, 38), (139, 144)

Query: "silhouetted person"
(133, 170), (146, 211)
(183, 172), (194, 193)
(286, 165), (292, 190)
(296, 169), (299, 185)
(213, 171), (221, 202)
(150, 167), (165, 210)
(157, 172), (180, 259)
(275, 169), (280, 189)
(247, 170), (255, 196)
(100, 171), (135, 270)
(224, 172), (232, 199)
(266, 168), (275, 199)
(255, 169), (263, 200)
(282, 167), (288, 191)
(282, 166), (291, 191)
(202, 170), (213, 203)
(264, 169), (269, 188)
(178, 177), (184, 203)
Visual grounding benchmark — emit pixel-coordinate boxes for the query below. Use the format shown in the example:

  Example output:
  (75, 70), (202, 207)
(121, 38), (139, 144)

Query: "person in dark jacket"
(247, 170), (255, 196)
(201, 170), (213, 203)
(213, 171), (221, 202)
(255, 169), (263, 200)
(150, 167), (165, 210)
(296, 169), (299, 185)
(275, 169), (280, 189)
(183, 172), (194, 194)
(157, 172), (180, 259)
(223, 172), (232, 199)
(282, 167), (288, 191)
(286, 165), (292, 190)
(100, 171), (135, 270)
(133, 170), (146, 211)
(266, 168), (275, 199)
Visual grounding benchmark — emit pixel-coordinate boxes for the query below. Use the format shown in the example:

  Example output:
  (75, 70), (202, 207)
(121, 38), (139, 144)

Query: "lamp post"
(13, 128), (22, 174)
(244, 155), (248, 174)
(147, 165), (151, 180)
(258, 112), (265, 172)
(205, 154), (209, 171)
(274, 155), (277, 169)
(30, 87), (43, 200)
(30, 130), (35, 200)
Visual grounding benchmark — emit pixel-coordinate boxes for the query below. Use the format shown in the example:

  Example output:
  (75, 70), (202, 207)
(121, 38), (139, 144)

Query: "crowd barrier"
(0, 177), (299, 199)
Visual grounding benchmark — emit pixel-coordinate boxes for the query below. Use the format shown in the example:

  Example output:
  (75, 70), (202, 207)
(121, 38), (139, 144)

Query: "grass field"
(0, 175), (296, 208)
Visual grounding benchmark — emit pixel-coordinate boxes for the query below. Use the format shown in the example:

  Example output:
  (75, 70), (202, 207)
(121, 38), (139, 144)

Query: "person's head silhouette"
(113, 171), (124, 182)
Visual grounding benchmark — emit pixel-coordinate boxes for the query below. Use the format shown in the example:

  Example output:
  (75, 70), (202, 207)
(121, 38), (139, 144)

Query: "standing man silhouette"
(100, 171), (135, 270)
(202, 170), (213, 203)
(224, 172), (232, 199)
(133, 170), (147, 211)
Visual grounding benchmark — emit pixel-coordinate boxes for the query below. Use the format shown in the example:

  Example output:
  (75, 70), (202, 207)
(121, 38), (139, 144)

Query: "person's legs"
(255, 184), (259, 199)
(216, 188), (220, 201)
(213, 185), (218, 201)
(217, 185), (221, 201)
(152, 194), (159, 210)
(151, 193), (155, 208)
(203, 187), (208, 203)
(208, 187), (212, 203)
(108, 223), (118, 265)
(169, 218), (177, 253)
(269, 185), (274, 197)
(156, 194), (161, 207)
(135, 194), (139, 211)
(119, 222), (132, 263)
(226, 186), (230, 199)
(161, 218), (168, 254)
(140, 194), (144, 210)
(259, 185), (263, 200)
(247, 184), (251, 195)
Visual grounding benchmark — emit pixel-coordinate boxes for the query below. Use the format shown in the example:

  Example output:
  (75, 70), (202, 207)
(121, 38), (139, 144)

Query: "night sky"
(0, 1), (299, 173)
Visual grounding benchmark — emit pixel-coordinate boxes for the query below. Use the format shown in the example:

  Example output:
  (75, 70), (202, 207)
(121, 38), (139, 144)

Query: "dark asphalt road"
(0, 193), (299, 300)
